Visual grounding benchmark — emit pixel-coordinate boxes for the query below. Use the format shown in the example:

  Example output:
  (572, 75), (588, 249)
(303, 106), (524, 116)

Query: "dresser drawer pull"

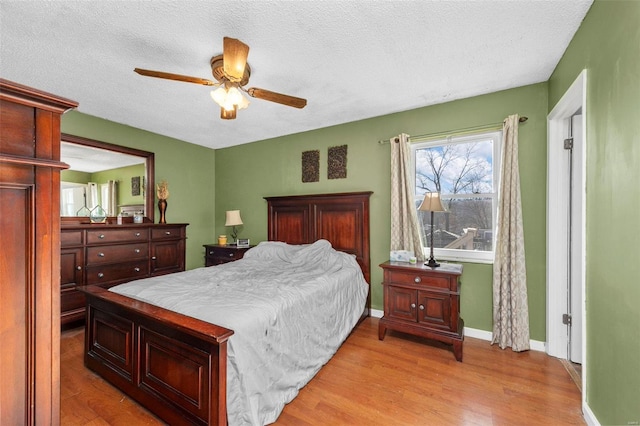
(165, 231), (171, 235)
(209, 251), (214, 255)
(151, 256), (157, 260)
(76, 266), (82, 271)
(414, 276), (421, 283)
(411, 303), (416, 309)
(135, 232), (141, 237)
(419, 305), (425, 310)
(97, 272), (104, 278)
(229, 253), (234, 257)
(134, 248), (140, 253)
(99, 234), (105, 239)
(134, 267), (140, 272)
(98, 252), (105, 257)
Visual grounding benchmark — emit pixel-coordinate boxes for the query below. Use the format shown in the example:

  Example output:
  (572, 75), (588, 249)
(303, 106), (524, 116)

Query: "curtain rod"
(378, 116), (528, 144)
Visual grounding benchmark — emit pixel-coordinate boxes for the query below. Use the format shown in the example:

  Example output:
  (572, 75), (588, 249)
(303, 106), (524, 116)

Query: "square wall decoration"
(302, 150), (320, 183)
(328, 145), (347, 179)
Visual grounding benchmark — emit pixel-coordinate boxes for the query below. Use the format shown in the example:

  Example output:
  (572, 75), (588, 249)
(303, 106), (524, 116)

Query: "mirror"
(60, 134), (155, 223)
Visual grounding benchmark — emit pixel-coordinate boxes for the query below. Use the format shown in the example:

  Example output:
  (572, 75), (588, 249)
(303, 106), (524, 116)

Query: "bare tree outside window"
(412, 131), (501, 260)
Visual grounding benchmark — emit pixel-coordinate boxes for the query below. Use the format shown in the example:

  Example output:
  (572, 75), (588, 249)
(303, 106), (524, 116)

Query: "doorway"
(546, 70), (587, 399)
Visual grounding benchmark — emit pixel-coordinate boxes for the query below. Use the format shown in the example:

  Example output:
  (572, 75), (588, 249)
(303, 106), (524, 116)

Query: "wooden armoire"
(0, 79), (77, 424)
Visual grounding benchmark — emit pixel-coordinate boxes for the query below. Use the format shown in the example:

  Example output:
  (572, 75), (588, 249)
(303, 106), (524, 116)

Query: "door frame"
(546, 70), (587, 396)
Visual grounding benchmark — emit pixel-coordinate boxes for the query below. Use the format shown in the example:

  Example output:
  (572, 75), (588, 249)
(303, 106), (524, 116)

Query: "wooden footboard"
(80, 285), (234, 425)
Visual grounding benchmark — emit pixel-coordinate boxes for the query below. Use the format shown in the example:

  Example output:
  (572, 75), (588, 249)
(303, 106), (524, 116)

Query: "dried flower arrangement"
(156, 179), (169, 200)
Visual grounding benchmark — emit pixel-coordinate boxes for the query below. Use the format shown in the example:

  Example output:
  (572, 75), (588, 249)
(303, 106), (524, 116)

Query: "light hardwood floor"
(60, 318), (584, 425)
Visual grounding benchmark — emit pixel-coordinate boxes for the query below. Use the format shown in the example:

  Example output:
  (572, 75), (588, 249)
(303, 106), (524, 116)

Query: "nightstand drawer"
(387, 269), (452, 290)
(204, 244), (253, 266)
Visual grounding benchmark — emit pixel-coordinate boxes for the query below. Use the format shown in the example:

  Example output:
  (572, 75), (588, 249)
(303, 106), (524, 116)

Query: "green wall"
(549, 1), (640, 424)
(93, 163), (146, 209)
(61, 111), (216, 270)
(215, 83), (549, 340)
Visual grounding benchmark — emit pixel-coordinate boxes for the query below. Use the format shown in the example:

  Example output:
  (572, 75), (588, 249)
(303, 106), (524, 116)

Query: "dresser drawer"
(85, 261), (149, 285)
(61, 230), (83, 247)
(86, 243), (149, 265)
(151, 226), (184, 240)
(87, 228), (148, 244)
(386, 269), (454, 291)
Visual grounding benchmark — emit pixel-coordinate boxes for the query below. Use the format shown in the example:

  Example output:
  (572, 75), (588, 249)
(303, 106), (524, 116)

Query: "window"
(411, 130), (502, 263)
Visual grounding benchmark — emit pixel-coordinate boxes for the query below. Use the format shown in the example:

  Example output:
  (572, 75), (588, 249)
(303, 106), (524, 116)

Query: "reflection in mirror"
(60, 134), (155, 223)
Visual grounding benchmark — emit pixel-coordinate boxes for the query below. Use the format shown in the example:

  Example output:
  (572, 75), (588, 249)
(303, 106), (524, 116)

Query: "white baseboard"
(370, 310), (545, 351)
(370, 308), (383, 318)
(583, 402), (601, 426)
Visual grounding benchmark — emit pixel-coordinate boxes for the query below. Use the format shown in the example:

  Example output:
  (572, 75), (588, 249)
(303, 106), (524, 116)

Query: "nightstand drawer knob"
(99, 234), (105, 239)
(411, 303), (416, 309)
(135, 232), (141, 237)
(134, 248), (140, 253)
(165, 231), (171, 235)
(98, 252), (105, 257)
(228, 253), (234, 257)
(76, 266), (82, 271)
(134, 267), (140, 272)
(151, 256), (157, 260)
(414, 276), (421, 283)
(97, 272), (104, 278)
(419, 305), (425, 310)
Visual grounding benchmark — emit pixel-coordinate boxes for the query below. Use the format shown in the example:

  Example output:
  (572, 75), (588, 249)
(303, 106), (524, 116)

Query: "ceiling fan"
(134, 37), (307, 119)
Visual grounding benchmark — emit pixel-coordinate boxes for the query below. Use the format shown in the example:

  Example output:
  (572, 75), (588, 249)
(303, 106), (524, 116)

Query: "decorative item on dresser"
(1, 79), (77, 424)
(60, 223), (187, 325)
(203, 243), (254, 266)
(379, 261), (464, 361)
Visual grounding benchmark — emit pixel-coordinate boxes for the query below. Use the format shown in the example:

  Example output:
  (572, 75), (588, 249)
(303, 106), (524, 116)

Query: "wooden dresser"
(1, 79), (77, 424)
(379, 261), (464, 361)
(61, 223), (187, 324)
(204, 243), (254, 266)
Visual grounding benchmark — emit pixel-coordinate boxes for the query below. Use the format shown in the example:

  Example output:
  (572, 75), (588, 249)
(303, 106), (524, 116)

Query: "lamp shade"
(418, 192), (446, 212)
(225, 210), (243, 226)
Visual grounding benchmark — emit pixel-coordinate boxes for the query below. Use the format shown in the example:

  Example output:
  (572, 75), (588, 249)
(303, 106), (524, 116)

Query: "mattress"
(110, 239), (368, 425)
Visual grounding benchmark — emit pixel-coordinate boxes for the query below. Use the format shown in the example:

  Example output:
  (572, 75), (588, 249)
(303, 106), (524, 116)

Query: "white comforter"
(110, 239), (368, 425)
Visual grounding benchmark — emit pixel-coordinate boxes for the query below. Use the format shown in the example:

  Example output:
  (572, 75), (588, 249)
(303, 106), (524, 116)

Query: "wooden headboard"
(265, 192), (372, 313)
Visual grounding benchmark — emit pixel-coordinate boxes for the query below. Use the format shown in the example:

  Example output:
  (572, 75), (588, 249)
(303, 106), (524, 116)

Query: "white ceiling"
(1, 1), (592, 150)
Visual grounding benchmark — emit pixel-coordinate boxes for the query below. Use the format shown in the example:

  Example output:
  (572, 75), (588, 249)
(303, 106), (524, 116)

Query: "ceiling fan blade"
(223, 37), (250, 83)
(247, 88), (307, 109)
(134, 68), (216, 86)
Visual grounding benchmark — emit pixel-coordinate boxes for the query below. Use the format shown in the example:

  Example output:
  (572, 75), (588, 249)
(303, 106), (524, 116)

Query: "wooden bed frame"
(80, 192), (372, 425)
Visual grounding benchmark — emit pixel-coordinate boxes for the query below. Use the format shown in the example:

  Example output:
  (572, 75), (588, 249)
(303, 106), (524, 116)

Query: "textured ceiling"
(1, 1), (592, 150)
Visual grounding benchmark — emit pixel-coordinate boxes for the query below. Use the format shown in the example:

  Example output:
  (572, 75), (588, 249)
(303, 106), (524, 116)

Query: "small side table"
(203, 244), (254, 266)
(379, 261), (464, 361)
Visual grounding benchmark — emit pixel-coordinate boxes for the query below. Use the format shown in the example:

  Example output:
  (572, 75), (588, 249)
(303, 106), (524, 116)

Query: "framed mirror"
(60, 133), (155, 223)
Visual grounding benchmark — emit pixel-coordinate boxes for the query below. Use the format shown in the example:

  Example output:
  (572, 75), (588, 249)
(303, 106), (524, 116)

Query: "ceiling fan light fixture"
(220, 106), (237, 120)
(210, 86), (250, 112)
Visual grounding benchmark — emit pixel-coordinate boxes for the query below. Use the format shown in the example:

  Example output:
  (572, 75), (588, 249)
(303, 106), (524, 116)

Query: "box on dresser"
(60, 223), (188, 325)
(379, 261), (464, 361)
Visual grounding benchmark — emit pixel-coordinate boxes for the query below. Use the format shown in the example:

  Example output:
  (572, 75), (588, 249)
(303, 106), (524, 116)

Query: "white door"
(568, 113), (583, 364)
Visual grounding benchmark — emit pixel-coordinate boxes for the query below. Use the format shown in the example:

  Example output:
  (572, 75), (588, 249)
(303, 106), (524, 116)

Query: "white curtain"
(390, 133), (425, 261)
(101, 180), (118, 216)
(86, 182), (99, 210)
(492, 114), (530, 351)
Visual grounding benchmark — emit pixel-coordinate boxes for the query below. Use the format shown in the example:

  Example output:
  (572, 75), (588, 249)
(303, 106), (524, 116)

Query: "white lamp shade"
(418, 192), (446, 212)
(225, 210), (243, 226)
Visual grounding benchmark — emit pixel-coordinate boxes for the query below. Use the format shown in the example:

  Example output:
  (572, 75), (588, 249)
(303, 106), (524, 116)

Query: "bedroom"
(1, 1), (639, 425)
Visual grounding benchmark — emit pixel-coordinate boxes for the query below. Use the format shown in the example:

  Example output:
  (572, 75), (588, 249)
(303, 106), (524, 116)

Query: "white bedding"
(110, 239), (368, 425)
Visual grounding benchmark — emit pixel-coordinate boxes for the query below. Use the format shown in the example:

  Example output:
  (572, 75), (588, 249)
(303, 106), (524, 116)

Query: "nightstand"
(203, 244), (253, 266)
(379, 261), (464, 361)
